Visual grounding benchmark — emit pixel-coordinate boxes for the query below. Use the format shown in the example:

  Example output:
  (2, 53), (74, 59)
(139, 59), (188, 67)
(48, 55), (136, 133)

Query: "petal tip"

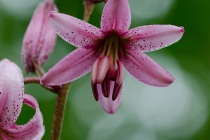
(180, 26), (184, 33)
(162, 75), (174, 87)
(167, 77), (174, 85)
(106, 110), (116, 114)
(101, 104), (118, 114)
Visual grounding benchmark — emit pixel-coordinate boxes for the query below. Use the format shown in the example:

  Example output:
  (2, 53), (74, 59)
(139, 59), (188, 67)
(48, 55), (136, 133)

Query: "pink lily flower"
(21, 0), (57, 72)
(41, 0), (184, 114)
(0, 59), (44, 139)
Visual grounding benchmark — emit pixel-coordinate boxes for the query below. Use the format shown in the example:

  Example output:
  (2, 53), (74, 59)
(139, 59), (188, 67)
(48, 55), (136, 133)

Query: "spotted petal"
(5, 94), (44, 140)
(125, 25), (184, 52)
(49, 11), (103, 48)
(0, 59), (24, 129)
(41, 48), (99, 85)
(120, 49), (174, 87)
(101, 0), (131, 34)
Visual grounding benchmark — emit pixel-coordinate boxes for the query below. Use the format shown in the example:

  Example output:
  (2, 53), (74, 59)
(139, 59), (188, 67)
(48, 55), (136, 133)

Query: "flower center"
(0, 129), (3, 138)
(91, 33), (125, 101)
(99, 32), (126, 64)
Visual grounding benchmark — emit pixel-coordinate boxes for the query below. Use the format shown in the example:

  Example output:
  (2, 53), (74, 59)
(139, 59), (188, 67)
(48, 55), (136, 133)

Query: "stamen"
(91, 59), (100, 101)
(92, 33), (126, 101)
(100, 33), (121, 62)
(114, 35), (119, 61)
(91, 58), (100, 84)
(112, 61), (123, 100)
(116, 60), (123, 85)
(112, 84), (122, 101)
(91, 83), (98, 101)
(96, 56), (110, 83)
(101, 40), (108, 56)
(106, 36), (113, 55)
(101, 74), (110, 97)
(91, 56), (110, 100)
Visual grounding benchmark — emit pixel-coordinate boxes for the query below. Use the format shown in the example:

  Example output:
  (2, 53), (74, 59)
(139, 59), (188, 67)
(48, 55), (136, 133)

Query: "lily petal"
(120, 49), (174, 87)
(49, 11), (103, 48)
(5, 94), (44, 140)
(125, 25), (184, 52)
(101, 0), (131, 34)
(0, 59), (24, 128)
(41, 48), (99, 85)
(98, 81), (123, 114)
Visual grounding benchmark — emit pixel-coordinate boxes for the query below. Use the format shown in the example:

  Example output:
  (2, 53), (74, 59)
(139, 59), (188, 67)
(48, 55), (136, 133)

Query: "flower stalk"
(24, 77), (60, 94)
(34, 60), (45, 77)
(83, 0), (105, 22)
(51, 83), (71, 140)
(24, 76), (41, 84)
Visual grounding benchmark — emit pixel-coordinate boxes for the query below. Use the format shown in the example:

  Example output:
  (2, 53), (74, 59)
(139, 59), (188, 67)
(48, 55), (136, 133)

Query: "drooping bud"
(21, 0), (58, 73)
(91, 56), (124, 114)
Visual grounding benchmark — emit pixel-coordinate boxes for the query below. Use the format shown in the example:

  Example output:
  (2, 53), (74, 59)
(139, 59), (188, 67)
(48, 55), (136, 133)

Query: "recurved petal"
(49, 11), (103, 48)
(98, 81), (123, 114)
(41, 48), (99, 85)
(125, 25), (184, 52)
(100, 0), (131, 34)
(120, 49), (174, 87)
(0, 59), (24, 129)
(5, 94), (44, 140)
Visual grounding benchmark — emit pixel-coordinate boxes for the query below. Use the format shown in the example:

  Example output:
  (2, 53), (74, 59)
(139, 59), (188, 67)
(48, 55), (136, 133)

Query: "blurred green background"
(0, 0), (210, 139)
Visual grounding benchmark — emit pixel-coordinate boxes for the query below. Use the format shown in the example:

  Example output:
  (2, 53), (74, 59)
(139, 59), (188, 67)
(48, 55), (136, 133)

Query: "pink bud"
(21, 0), (58, 72)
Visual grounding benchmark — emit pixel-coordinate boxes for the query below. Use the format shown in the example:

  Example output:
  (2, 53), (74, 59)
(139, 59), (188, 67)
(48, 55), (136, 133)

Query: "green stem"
(34, 60), (44, 77)
(24, 77), (60, 94)
(24, 77), (40, 84)
(51, 83), (71, 140)
(83, 0), (94, 22)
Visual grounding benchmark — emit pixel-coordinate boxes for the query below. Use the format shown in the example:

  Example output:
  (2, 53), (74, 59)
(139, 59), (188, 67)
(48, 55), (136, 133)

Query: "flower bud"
(21, 0), (57, 72)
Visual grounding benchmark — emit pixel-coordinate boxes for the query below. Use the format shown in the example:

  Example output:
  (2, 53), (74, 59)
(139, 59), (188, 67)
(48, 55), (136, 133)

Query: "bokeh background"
(0, 0), (210, 139)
